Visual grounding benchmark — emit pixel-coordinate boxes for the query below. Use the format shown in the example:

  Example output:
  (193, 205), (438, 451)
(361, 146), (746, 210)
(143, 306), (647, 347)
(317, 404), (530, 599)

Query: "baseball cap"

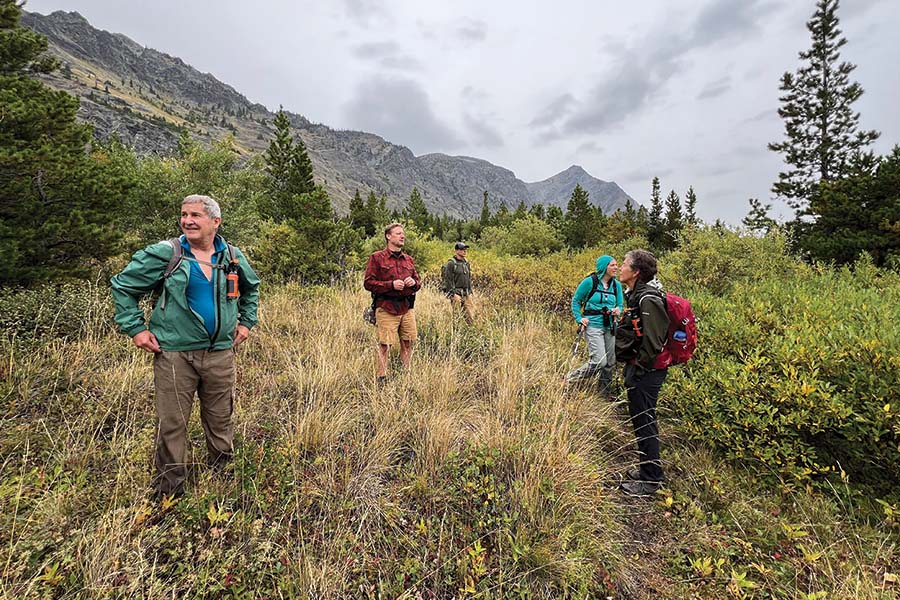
(455, 242), (469, 250)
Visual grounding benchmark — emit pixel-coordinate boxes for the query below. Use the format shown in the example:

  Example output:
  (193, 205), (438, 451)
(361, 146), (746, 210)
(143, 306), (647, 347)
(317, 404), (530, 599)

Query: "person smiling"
(111, 194), (260, 500)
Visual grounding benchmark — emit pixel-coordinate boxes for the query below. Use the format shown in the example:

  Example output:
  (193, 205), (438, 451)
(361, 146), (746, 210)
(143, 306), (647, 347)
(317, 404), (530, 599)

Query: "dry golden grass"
(0, 280), (896, 599)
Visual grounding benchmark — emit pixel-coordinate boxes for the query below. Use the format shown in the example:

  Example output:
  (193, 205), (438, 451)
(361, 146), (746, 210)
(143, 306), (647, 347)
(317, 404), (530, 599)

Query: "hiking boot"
(620, 479), (661, 498)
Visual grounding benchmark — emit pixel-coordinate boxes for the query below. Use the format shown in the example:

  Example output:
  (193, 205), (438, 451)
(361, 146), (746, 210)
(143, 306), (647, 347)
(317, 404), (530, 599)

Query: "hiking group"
(111, 196), (694, 501)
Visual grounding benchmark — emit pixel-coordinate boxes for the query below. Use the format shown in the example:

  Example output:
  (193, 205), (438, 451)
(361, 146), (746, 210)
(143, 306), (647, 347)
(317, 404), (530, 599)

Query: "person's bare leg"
(377, 344), (390, 378)
(399, 340), (414, 369)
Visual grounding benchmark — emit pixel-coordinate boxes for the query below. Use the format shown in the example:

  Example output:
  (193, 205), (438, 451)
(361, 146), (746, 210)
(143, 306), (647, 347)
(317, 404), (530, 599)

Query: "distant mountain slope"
(22, 10), (635, 217)
(525, 166), (633, 215)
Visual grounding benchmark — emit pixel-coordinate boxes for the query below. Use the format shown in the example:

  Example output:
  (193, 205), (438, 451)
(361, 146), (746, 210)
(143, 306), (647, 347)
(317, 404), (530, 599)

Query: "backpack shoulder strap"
(163, 237), (183, 280)
(588, 272), (600, 301)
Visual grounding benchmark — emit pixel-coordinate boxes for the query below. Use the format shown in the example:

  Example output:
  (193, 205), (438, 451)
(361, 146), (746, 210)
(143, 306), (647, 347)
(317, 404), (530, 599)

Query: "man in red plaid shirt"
(363, 223), (421, 383)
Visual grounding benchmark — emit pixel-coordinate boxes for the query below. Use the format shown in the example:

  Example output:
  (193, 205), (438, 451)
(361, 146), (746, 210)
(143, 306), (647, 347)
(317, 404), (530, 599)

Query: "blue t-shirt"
(181, 237), (226, 338)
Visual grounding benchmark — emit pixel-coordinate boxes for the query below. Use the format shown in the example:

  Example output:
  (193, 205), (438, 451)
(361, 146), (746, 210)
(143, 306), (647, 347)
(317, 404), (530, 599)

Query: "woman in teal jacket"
(566, 254), (624, 394)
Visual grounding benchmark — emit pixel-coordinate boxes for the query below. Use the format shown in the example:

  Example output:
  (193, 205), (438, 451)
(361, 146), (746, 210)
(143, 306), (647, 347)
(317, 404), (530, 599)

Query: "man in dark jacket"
(363, 223), (421, 383)
(615, 249), (669, 497)
(441, 242), (475, 323)
(111, 194), (260, 500)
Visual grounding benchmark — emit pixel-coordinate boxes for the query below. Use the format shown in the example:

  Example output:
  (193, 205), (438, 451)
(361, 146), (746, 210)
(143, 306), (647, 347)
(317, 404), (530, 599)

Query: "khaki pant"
(450, 293), (477, 323)
(153, 349), (235, 496)
(375, 307), (417, 346)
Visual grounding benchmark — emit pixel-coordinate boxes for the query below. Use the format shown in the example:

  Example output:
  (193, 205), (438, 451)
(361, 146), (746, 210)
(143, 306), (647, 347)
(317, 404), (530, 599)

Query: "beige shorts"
(375, 307), (417, 345)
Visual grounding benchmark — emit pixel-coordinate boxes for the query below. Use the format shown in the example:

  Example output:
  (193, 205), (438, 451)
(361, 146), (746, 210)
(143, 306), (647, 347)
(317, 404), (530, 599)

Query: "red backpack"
(652, 293), (697, 369)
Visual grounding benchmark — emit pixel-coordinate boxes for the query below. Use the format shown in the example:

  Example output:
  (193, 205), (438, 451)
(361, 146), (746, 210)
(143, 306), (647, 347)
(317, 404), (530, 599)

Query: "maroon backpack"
(652, 293), (697, 369)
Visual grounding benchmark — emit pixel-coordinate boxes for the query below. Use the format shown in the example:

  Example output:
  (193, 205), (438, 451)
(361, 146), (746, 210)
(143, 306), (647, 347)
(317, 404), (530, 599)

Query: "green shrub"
(473, 235), (647, 313)
(0, 278), (114, 343)
(662, 226), (806, 295)
(480, 215), (564, 257)
(666, 253), (900, 490)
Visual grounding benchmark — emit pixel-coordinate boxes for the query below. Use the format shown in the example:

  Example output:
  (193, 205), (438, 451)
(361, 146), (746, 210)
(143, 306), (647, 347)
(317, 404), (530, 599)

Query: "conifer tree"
(563, 184), (598, 248)
(260, 108), (316, 222)
(359, 191), (386, 237)
(799, 146), (900, 266)
(512, 200), (528, 222)
(646, 177), (665, 251)
(479, 191), (491, 227)
(348, 189), (365, 228)
(0, 0), (125, 284)
(663, 190), (684, 250)
(528, 203), (546, 220)
(684, 186), (699, 226)
(405, 187), (429, 231)
(494, 201), (511, 228)
(623, 198), (638, 235)
(546, 205), (565, 236)
(742, 198), (777, 234)
(768, 0), (880, 214)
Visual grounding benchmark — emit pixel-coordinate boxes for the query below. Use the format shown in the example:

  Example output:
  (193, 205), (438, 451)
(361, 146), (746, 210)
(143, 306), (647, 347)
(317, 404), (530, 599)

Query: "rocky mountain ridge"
(22, 10), (635, 217)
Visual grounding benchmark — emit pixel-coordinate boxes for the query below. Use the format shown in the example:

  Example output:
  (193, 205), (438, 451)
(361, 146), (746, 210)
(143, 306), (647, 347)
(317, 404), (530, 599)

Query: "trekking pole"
(571, 323), (586, 357)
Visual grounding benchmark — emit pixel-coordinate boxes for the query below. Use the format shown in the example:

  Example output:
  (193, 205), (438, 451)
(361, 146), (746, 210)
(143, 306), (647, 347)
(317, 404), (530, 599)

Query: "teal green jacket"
(111, 235), (260, 351)
(571, 255), (624, 329)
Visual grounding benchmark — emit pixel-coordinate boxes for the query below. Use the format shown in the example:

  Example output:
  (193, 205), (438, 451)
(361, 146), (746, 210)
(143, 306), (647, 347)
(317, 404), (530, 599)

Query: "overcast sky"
(27, 0), (900, 224)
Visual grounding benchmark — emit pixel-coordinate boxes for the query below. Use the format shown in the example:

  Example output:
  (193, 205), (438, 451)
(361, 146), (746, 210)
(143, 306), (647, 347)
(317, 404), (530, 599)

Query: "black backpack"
(581, 273), (619, 317)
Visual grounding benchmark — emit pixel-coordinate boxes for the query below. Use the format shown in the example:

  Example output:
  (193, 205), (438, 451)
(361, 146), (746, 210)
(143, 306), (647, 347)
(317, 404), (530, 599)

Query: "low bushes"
(665, 233), (900, 491)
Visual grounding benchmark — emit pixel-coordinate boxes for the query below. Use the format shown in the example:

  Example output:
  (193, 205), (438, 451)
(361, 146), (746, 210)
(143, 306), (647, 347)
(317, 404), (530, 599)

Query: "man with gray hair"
(111, 194), (260, 500)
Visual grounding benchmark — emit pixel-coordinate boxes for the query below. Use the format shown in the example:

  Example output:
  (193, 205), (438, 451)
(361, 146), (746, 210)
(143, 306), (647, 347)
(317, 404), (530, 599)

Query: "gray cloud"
(743, 108), (778, 123)
(344, 76), (463, 153)
(529, 93), (576, 128)
(540, 0), (782, 137)
(697, 76), (732, 100)
(576, 141), (605, 154)
(351, 41), (421, 71)
(341, 0), (389, 27)
(687, 0), (780, 48)
(464, 113), (503, 147)
(842, 0), (885, 20)
(455, 18), (487, 42)
(461, 85), (490, 103)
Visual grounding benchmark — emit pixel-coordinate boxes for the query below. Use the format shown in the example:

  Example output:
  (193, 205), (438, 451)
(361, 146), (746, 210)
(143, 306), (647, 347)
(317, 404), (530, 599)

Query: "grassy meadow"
(1, 229), (898, 599)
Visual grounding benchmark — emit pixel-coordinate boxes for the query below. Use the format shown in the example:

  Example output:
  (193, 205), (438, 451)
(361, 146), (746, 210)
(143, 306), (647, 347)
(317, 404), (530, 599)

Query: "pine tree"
(663, 190), (684, 251)
(364, 192), (389, 236)
(546, 205), (565, 236)
(348, 188), (365, 227)
(0, 0), (125, 284)
(512, 200), (528, 222)
(405, 187), (429, 231)
(684, 186), (699, 226)
(528, 203), (545, 220)
(480, 191), (491, 227)
(562, 184), (597, 248)
(799, 146), (900, 266)
(768, 0), (880, 214)
(623, 198), (638, 235)
(261, 108), (317, 222)
(742, 198), (777, 234)
(646, 177), (665, 251)
(494, 202), (511, 227)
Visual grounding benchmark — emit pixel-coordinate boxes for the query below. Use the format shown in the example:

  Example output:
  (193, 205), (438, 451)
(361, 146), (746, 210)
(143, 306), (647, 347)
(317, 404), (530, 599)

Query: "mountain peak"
(45, 10), (90, 24)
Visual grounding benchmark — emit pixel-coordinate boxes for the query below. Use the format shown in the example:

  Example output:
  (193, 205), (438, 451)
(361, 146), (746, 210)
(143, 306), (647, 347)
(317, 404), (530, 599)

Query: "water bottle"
(673, 330), (687, 343)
